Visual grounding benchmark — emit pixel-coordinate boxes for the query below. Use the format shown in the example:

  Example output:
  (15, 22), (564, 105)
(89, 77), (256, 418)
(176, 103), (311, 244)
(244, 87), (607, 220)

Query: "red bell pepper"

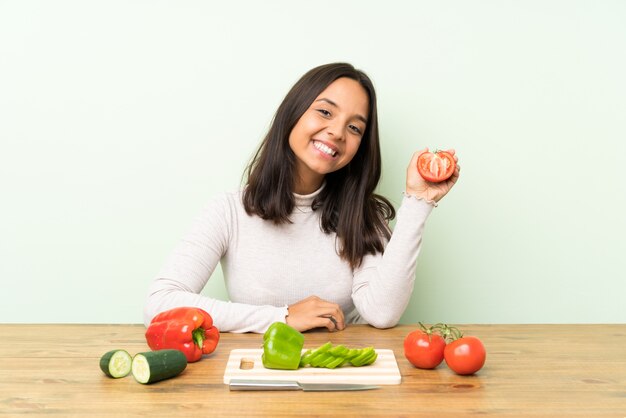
(145, 307), (220, 362)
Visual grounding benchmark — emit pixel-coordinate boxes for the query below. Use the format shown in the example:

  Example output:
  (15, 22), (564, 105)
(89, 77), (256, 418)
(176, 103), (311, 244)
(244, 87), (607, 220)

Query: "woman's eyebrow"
(315, 98), (368, 124)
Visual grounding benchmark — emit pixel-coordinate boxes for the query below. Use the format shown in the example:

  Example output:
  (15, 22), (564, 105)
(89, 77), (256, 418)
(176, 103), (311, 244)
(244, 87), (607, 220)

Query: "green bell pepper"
(262, 322), (305, 370)
(299, 343), (378, 368)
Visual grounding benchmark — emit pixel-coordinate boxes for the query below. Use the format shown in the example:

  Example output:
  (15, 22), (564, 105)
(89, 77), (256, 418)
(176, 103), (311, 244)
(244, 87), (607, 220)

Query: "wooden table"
(1, 324), (625, 416)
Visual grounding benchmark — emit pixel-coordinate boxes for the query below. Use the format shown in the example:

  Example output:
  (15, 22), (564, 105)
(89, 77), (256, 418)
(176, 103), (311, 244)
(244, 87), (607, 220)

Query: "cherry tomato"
(416, 150), (456, 183)
(404, 329), (446, 369)
(444, 336), (486, 375)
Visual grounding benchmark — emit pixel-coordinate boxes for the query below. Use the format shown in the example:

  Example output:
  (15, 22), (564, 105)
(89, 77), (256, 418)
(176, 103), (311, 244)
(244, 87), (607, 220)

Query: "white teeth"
(313, 141), (337, 157)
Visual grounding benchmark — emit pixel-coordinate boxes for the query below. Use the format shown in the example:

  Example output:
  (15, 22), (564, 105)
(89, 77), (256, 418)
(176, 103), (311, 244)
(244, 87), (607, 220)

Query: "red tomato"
(404, 329), (446, 369)
(416, 150), (456, 183)
(444, 336), (486, 375)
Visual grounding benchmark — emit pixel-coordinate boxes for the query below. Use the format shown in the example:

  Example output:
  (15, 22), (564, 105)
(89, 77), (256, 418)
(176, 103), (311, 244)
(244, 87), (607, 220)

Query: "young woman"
(143, 63), (459, 333)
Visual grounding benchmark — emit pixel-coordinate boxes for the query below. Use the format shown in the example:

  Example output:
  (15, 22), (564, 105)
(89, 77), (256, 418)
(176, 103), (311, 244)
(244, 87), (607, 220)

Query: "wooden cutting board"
(223, 348), (401, 385)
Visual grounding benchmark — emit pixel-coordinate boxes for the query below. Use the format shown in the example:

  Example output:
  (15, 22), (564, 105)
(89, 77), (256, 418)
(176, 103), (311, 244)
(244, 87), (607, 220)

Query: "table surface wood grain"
(1, 324), (625, 416)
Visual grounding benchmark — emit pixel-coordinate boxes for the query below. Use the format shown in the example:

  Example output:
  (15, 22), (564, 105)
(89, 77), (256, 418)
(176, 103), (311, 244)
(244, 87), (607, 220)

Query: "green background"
(1, 1), (624, 324)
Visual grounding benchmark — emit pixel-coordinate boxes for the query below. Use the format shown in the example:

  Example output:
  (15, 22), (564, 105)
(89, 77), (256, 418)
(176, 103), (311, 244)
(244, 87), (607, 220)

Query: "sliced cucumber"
(100, 349), (132, 378)
(131, 349), (187, 384)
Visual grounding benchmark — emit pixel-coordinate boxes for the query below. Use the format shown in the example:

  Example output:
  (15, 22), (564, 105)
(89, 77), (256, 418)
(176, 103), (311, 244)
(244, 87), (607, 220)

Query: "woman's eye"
(317, 109), (331, 117)
(349, 125), (363, 135)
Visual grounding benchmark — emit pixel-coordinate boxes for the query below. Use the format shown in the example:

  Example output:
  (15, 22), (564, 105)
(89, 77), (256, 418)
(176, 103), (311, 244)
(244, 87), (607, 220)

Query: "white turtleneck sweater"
(143, 187), (434, 333)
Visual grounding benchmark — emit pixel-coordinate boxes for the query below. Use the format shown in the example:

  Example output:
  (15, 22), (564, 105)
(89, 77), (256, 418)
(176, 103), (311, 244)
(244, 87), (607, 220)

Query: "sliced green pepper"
(299, 343), (378, 368)
(261, 322), (378, 370)
(261, 322), (305, 370)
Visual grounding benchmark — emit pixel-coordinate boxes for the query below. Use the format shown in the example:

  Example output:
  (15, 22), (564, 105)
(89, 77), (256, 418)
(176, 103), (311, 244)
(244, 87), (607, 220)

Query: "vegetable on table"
(145, 307), (220, 363)
(403, 322), (446, 369)
(131, 349), (187, 384)
(99, 349), (132, 378)
(261, 322), (378, 370)
(436, 323), (486, 375)
(444, 335), (486, 375)
(262, 322), (305, 370)
(404, 323), (487, 375)
(300, 342), (377, 368)
(416, 149), (456, 183)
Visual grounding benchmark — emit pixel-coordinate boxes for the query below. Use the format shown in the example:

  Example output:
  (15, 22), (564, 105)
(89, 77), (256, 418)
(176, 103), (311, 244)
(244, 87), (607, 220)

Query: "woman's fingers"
(308, 296), (345, 325)
(408, 148), (427, 172)
(286, 296), (345, 332)
(314, 315), (340, 332)
(310, 299), (345, 331)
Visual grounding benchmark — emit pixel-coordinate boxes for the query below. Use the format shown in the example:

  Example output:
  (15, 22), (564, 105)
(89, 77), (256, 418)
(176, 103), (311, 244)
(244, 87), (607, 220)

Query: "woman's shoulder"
(203, 189), (245, 212)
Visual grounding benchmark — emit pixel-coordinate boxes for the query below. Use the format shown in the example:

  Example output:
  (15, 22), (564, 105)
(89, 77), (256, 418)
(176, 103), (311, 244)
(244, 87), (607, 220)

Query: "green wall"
(1, 1), (624, 324)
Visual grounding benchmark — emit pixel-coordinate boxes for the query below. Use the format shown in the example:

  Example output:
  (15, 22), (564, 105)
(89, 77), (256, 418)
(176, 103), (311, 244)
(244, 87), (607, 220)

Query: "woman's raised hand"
(286, 295), (346, 332)
(405, 148), (460, 204)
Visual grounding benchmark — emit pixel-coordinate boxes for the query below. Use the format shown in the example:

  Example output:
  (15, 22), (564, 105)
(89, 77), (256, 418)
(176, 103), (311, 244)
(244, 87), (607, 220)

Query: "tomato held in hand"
(403, 324), (446, 369)
(417, 150), (456, 183)
(444, 336), (486, 375)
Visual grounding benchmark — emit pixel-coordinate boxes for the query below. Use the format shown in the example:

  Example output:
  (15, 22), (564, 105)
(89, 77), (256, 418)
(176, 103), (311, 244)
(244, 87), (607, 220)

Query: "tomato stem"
(418, 322), (442, 342)
(419, 322), (464, 343)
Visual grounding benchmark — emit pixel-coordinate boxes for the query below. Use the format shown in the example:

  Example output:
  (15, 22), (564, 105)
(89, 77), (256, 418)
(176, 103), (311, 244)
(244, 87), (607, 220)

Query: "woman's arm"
(145, 282), (288, 333)
(143, 193), (288, 333)
(351, 148), (460, 328)
(351, 195), (434, 328)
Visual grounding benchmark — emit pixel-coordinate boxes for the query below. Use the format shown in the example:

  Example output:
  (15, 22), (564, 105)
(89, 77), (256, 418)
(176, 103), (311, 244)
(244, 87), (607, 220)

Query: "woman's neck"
(293, 172), (324, 195)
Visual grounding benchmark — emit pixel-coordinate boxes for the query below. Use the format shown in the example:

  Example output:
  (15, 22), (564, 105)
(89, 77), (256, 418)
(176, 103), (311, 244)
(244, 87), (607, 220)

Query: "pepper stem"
(192, 327), (205, 349)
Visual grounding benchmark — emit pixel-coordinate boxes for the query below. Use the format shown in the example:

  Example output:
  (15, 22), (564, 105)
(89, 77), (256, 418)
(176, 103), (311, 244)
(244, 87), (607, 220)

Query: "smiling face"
(288, 77), (369, 194)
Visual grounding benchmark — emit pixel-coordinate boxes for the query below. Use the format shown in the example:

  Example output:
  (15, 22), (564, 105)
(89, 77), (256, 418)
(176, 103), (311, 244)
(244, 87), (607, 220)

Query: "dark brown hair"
(243, 63), (395, 269)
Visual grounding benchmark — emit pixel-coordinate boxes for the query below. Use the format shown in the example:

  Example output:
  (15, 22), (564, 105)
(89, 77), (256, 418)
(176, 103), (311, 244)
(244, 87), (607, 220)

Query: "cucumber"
(100, 349), (132, 378)
(131, 349), (187, 384)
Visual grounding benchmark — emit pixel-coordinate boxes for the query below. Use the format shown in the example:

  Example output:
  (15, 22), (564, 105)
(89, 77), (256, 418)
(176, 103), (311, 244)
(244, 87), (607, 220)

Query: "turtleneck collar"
(293, 182), (325, 212)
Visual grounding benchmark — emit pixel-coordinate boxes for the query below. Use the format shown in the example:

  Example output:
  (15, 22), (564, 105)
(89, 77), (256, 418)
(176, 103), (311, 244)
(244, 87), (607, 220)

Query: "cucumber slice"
(131, 349), (187, 384)
(100, 350), (132, 378)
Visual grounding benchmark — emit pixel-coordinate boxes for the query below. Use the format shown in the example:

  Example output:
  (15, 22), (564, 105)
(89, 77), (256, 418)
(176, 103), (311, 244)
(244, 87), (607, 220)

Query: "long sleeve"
(143, 193), (288, 333)
(351, 194), (434, 328)
(144, 188), (432, 334)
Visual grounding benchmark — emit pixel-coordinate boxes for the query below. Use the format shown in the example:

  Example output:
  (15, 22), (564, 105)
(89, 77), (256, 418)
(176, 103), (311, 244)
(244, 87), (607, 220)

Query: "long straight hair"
(243, 63), (395, 269)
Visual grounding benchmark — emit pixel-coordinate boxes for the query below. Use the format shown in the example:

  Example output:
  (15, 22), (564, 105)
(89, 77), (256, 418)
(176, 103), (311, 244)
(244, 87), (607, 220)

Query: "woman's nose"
(324, 120), (345, 141)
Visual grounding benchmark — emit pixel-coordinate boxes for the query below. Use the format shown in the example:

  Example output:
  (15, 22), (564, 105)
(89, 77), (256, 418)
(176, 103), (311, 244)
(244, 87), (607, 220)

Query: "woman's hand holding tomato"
(406, 148), (460, 204)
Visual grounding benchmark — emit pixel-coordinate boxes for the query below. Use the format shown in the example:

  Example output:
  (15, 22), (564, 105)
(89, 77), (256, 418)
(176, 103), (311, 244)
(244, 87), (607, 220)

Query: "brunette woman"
(144, 63), (459, 333)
